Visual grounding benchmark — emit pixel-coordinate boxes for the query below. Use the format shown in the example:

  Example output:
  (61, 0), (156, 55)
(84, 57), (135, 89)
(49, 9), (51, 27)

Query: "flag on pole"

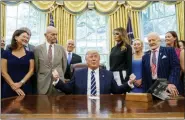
(49, 13), (54, 27)
(49, 13), (58, 43)
(126, 16), (134, 44)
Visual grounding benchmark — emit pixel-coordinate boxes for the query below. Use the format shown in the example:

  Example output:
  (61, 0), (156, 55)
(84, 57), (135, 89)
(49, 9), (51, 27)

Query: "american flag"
(126, 16), (134, 44)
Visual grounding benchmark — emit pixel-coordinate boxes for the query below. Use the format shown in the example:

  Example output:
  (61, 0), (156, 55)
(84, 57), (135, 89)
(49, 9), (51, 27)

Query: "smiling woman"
(1, 29), (34, 98)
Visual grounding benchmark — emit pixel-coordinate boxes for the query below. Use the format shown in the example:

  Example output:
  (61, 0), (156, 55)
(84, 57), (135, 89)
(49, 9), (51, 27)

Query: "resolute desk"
(1, 95), (184, 119)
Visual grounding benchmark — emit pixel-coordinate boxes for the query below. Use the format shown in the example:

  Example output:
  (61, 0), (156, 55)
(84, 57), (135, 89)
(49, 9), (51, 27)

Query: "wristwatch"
(20, 80), (25, 85)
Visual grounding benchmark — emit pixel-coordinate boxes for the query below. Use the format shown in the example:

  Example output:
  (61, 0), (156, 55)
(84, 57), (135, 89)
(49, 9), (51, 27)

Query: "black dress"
(2, 50), (34, 98)
(109, 41), (132, 83)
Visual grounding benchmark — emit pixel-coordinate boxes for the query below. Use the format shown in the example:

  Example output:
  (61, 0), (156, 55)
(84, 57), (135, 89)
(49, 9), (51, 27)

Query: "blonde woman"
(131, 39), (144, 93)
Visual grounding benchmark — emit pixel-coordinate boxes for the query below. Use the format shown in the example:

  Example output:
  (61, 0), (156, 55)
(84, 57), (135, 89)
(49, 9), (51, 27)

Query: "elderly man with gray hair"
(142, 32), (181, 96)
(52, 50), (135, 95)
(6, 27), (35, 51)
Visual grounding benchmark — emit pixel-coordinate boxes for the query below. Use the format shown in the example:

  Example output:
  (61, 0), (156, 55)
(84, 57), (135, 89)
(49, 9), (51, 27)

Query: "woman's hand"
(15, 88), (25, 96)
(10, 82), (22, 91)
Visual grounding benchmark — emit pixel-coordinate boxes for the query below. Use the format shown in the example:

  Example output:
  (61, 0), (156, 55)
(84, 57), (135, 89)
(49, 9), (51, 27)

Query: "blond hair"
(133, 39), (143, 47)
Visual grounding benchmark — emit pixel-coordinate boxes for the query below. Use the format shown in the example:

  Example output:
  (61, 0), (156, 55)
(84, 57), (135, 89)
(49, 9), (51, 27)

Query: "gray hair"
(147, 32), (160, 40)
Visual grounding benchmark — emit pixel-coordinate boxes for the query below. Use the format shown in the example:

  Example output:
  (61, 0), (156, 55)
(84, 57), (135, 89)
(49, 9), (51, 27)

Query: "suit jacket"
(64, 53), (82, 79)
(6, 44), (35, 52)
(55, 68), (132, 95)
(34, 43), (67, 94)
(142, 46), (180, 92)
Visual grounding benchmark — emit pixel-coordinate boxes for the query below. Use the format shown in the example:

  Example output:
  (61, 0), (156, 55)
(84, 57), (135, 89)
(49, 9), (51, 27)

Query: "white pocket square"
(162, 55), (167, 59)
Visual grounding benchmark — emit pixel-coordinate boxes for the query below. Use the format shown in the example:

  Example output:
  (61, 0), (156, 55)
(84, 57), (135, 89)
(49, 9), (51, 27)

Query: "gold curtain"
(31, 1), (58, 12)
(129, 10), (140, 39)
(46, 6), (75, 46)
(108, 5), (140, 49)
(0, 2), (6, 38)
(109, 5), (128, 48)
(94, 1), (118, 14)
(126, 1), (151, 10)
(176, 1), (184, 40)
(63, 1), (88, 14)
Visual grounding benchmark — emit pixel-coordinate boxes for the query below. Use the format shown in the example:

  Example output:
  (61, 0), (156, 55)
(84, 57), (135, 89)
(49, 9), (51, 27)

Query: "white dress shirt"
(46, 41), (54, 62)
(150, 47), (160, 79)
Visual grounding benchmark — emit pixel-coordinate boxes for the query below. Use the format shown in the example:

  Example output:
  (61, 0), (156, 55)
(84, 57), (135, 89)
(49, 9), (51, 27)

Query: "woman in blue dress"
(1, 29), (34, 98)
(131, 39), (144, 93)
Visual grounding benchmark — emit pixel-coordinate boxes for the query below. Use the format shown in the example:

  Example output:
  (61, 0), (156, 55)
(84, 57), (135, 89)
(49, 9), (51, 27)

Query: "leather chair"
(70, 63), (106, 75)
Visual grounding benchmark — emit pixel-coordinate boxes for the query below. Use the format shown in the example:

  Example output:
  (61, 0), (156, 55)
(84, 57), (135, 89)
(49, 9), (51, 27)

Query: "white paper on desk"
(113, 71), (122, 86)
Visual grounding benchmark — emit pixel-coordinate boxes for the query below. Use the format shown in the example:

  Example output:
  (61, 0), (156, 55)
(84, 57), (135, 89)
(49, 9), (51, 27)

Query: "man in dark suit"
(142, 32), (180, 96)
(64, 40), (82, 79)
(6, 27), (35, 51)
(52, 50), (135, 95)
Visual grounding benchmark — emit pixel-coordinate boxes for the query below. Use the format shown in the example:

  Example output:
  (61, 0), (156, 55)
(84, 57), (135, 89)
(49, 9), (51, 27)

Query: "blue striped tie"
(91, 70), (97, 96)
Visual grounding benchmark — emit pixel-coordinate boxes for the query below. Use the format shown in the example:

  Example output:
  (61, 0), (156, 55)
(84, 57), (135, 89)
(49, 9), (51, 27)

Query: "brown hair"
(19, 27), (31, 36)
(10, 30), (28, 50)
(113, 27), (130, 51)
(166, 31), (179, 48)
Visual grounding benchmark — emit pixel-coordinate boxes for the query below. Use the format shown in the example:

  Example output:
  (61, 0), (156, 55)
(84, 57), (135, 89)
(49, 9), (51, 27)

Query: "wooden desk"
(1, 95), (184, 119)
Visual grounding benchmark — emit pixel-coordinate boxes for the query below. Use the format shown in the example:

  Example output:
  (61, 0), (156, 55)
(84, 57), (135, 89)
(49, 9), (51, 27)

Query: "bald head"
(66, 39), (75, 52)
(147, 32), (161, 50)
(45, 26), (58, 44)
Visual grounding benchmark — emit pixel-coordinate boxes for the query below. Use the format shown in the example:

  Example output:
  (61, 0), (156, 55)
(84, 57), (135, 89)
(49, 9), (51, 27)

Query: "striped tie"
(91, 70), (97, 96)
(151, 50), (157, 77)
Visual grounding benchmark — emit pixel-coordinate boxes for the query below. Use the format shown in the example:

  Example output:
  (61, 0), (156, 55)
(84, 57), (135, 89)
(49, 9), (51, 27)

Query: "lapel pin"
(102, 75), (104, 77)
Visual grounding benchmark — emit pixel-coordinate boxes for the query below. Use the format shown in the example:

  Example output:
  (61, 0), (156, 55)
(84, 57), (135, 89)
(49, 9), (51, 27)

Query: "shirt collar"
(46, 40), (54, 48)
(88, 67), (99, 74)
(152, 46), (160, 52)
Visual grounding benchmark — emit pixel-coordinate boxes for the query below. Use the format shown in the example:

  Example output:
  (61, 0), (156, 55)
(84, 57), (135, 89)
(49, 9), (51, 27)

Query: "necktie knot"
(49, 44), (52, 48)
(152, 49), (157, 53)
(67, 52), (72, 64)
(91, 70), (95, 74)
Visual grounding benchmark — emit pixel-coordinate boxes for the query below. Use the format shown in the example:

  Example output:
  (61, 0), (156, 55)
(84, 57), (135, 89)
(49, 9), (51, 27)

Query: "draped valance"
(2, 1), (182, 13)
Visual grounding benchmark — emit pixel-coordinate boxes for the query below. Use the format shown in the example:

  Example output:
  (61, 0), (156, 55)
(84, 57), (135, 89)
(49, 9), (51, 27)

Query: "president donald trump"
(52, 50), (135, 95)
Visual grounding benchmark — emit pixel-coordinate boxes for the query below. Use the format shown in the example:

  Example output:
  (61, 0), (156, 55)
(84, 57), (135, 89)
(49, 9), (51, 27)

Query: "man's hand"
(52, 69), (60, 81)
(166, 84), (179, 97)
(128, 74), (136, 84)
(134, 79), (142, 87)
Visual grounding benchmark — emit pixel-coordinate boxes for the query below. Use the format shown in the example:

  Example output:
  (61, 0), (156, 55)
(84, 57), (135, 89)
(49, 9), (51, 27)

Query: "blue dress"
(131, 59), (143, 93)
(2, 50), (34, 98)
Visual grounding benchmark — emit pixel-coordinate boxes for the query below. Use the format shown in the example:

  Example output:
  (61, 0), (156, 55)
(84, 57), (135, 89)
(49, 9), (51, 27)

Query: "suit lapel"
(53, 45), (58, 66)
(99, 69), (105, 94)
(145, 51), (152, 75)
(157, 47), (163, 73)
(41, 43), (48, 63)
